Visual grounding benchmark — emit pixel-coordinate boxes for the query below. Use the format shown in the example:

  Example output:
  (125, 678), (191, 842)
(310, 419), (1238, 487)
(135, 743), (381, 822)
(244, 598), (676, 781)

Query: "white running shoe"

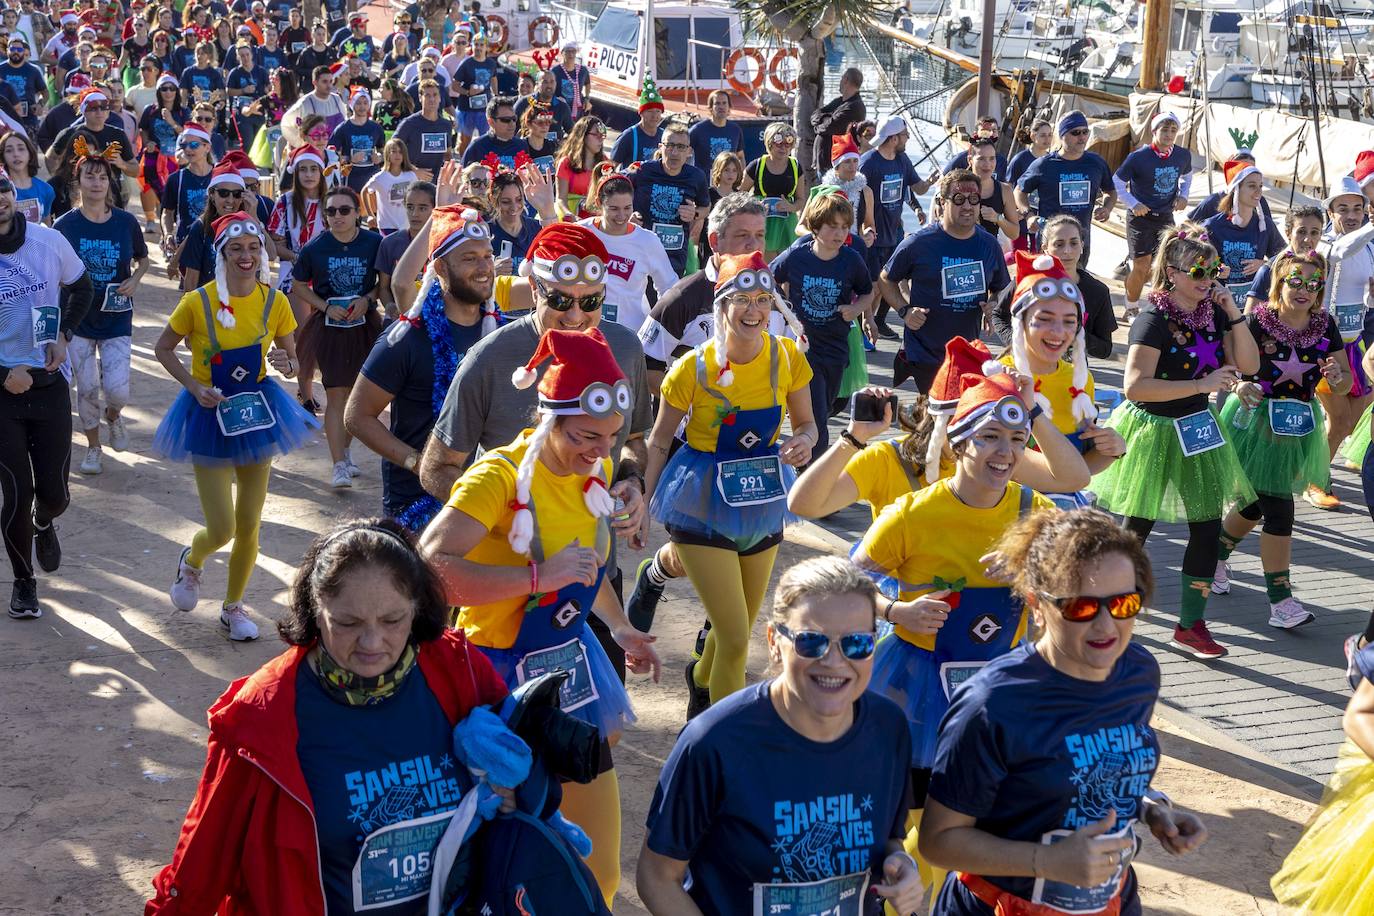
(1345, 634), (1366, 690)
(1269, 597), (1315, 630)
(220, 602), (259, 641)
(79, 448), (103, 475)
(1211, 561), (1230, 595)
(331, 461), (353, 488)
(344, 448), (361, 477)
(107, 415), (129, 451)
(169, 547), (202, 611)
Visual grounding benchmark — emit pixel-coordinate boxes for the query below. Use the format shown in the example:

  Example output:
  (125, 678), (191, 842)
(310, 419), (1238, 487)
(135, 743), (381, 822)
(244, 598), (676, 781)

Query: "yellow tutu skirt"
(1271, 740), (1374, 914)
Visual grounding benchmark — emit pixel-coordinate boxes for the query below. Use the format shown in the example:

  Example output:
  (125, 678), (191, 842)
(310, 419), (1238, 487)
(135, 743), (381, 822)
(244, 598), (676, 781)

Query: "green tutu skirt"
(1219, 398), (1330, 497)
(1342, 402), (1372, 466)
(1091, 402), (1256, 523)
(764, 212), (799, 256)
(837, 321), (869, 403)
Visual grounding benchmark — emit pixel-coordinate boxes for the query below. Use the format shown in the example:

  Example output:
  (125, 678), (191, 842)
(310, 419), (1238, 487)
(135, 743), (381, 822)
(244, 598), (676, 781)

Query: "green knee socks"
(1216, 530), (1243, 563)
(1179, 574), (1213, 628)
(1265, 570), (1293, 603)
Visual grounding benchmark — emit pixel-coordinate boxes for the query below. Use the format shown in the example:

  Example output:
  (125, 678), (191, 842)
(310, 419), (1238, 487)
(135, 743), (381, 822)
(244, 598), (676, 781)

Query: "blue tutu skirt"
(868, 634), (945, 769)
(650, 444), (795, 549)
(152, 379), (320, 467)
(477, 625), (635, 740)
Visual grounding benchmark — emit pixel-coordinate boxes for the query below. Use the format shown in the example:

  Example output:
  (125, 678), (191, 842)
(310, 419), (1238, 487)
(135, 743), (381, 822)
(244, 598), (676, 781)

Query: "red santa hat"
(831, 134), (861, 166)
(1353, 150), (1374, 189)
(923, 336), (997, 482)
(521, 222), (609, 286)
(506, 328), (630, 555)
(210, 213), (270, 327)
(59, 9), (79, 26)
(388, 206), (502, 346)
(207, 159), (246, 190)
(156, 73), (179, 90)
(1007, 251), (1094, 424)
(287, 144), (325, 173)
(77, 87), (107, 114)
(221, 150), (259, 182)
(1221, 158), (1266, 233)
(709, 252), (807, 387)
(945, 372), (1031, 446)
(349, 86), (371, 107)
(348, 10), (368, 25)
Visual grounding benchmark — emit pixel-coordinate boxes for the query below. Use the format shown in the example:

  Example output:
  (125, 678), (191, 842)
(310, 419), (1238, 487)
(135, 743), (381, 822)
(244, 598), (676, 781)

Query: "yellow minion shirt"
(661, 335), (813, 451)
(844, 437), (955, 520)
(446, 429), (613, 649)
(998, 353), (1095, 437)
(168, 283), (296, 385)
(859, 478), (1055, 650)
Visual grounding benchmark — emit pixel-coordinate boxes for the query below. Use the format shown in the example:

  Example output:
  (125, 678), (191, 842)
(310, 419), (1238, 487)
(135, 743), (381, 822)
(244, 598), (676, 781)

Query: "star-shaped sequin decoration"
(1186, 334), (1223, 374)
(1270, 348), (1315, 390)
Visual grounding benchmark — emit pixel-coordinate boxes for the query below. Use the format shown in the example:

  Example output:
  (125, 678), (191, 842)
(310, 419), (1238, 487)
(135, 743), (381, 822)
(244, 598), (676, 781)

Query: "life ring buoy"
(725, 47), (766, 94)
(529, 15), (559, 49)
(485, 14), (508, 54)
(768, 48), (799, 92)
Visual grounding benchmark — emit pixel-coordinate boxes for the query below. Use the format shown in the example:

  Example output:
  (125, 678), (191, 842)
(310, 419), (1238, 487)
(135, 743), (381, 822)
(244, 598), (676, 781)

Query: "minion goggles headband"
(947, 396), (1030, 444)
(531, 254), (605, 286)
(714, 268), (775, 302)
(214, 219), (265, 251)
(539, 379), (633, 417)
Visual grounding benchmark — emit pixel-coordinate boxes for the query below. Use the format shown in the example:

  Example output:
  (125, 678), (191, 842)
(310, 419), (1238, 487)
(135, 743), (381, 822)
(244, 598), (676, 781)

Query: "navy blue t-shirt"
(1247, 261), (1274, 303)
(770, 237), (873, 361)
(645, 681), (912, 916)
(1191, 193), (1284, 256)
(178, 221), (217, 285)
(0, 61), (46, 119)
(259, 45), (288, 73)
(55, 209), (148, 340)
(929, 642), (1160, 915)
(293, 228), (384, 299)
(858, 149), (920, 249)
(490, 217), (539, 272)
(631, 160), (710, 277)
(1202, 211), (1269, 303)
(1017, 151), (1112, 229)
(179, 64), (225, 102)
(610, 124), (661, 166)
(376, 228), (413, 277)
(453, 55), (497, 113)
(1114, 145), (1192, 214)
(161, 167), (213, 241)
(226, 65), (269, 109)
(296, 661), (470, 915)
(883, 224), (1010, 366)
(330, 119), (387, 191)
(460, 133), (530, 171)
(1007, 148), (1038, 188)
(688, 119), (743, 170)
(394, 111), (457, 176)
(360, 316), (484, 513)
(944, 148), (1008, 181)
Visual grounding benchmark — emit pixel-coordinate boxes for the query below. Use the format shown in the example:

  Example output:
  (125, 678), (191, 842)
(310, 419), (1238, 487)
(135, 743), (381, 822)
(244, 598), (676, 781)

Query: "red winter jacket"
(145, 630), (509, 915)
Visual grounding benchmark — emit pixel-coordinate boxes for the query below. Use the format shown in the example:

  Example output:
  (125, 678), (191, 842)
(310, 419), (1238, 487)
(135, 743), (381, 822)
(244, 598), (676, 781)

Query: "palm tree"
(732, 0), (894, 180)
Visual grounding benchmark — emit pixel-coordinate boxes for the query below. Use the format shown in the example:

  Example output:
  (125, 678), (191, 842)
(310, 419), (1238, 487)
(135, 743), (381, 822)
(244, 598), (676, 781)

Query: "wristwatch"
(403, 451), (420, 473)
(896, 304), (912, 320)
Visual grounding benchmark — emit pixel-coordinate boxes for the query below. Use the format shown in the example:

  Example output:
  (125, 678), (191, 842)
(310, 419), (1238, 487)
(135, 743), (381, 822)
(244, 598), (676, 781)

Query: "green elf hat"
(639, 76), (664, 113)
(797, 185), (852, 237)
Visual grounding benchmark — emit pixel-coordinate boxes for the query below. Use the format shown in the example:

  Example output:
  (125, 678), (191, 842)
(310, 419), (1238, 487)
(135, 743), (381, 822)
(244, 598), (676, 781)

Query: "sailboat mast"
(1138, 0), (1172, 91)
(975, 0), (996, 114)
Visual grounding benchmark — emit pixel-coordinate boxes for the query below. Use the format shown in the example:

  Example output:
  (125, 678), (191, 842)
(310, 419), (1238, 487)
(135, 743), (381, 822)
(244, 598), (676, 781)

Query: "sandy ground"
(0, 255), (1327, 915)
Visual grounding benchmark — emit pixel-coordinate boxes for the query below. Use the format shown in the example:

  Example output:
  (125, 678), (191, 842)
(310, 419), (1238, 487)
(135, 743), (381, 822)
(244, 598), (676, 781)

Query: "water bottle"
(1232, 403), (1254, 430)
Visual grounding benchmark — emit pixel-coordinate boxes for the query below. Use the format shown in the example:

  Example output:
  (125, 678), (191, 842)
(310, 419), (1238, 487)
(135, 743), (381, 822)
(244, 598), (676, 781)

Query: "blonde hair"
(770, 556), (879, 626)
(1267, 249), (1328, 315)
(800, 192), (854, 234)
(762, 121), (794, 149)
(1149, 222), (1219, 290)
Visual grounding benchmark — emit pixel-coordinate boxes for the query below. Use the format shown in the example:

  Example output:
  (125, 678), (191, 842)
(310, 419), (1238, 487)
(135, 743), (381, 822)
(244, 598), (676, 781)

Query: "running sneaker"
(80, 448), (103, 475)
(344, 449), (362, 478)
(331, 461), (353, 488)
(144, 219), (158, 235)
(1123, 305), (1141, 325)
(33, 517), (60, 572)
(220, 602), (260, 641)
(1345, 634), (1367, 690)
(626, 558), (665, 633)
(685, 659), (711, 721)
(9, 578), (40, 619)
(298, 393), (320, 415)
(1269, 597), (1315, 629)
(1211, 561), (1230, 595)
(1171, 620), (1228, 659)
(107, 415), (129, 452)
(1303, 484), (1340, 510)
(169, 547), (202, 611)
(862, 333), (876, 352)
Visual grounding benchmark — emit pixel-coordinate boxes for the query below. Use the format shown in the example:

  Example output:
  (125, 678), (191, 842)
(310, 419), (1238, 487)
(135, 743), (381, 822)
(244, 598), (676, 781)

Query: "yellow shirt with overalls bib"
(168, 282), (296, 385)
(844, 438), (955, 521)
(998, 353), (1096, 439)
(661, 334), (812, 449)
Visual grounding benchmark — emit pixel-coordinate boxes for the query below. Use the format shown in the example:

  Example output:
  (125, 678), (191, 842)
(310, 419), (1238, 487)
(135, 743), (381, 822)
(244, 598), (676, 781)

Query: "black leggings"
(0, 377), (72, 579)
(1237, 494), (1296, 537)
(1123, 515), (1223, 578)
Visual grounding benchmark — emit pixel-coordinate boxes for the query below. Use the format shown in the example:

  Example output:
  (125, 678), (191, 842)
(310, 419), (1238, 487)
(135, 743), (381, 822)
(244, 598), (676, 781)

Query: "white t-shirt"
(0, 222), (87, 370)
(362, 169), (419, 233)
(577, 218), (679, 334)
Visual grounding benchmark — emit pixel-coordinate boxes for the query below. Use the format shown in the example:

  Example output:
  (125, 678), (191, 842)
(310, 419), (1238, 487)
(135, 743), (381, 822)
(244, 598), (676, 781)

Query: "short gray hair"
(708, 192), (766, 239)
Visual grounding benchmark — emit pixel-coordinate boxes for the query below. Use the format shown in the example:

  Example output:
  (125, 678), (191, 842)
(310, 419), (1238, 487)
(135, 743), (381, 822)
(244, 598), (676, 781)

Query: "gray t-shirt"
(433, 314), (653, 461)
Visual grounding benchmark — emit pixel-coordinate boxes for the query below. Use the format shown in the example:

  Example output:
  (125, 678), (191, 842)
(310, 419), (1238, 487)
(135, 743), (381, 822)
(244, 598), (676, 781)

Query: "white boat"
(909, 0), (1093, 70)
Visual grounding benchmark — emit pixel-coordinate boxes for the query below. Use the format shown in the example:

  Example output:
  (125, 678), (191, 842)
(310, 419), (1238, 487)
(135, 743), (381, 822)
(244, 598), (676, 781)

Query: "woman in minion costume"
(999, 251), (1128, 507)
(153, 212), (320, 641)
(420, 326), (661, 906)
(853, 369), (1057, 891)
(641, 251), (818, 710)
(1211, 249), (1348, 629)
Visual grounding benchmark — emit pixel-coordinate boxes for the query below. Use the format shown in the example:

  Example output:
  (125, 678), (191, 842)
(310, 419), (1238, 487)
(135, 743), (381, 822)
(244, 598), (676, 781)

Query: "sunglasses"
(538, 282), (604, 313)
(1283, 275), (1324, 291)
(492, 115), (516, 124)
(663, 141), (689, 151)
(1066, 127), (1090, 137)
(196, 117), (215, 125)
(1173, 262), (1221, 279)
(774, 623), (877, 660)
(1040, 590), (1144, 623)
(325, 205), (356, 216)
(214, 187), (243, 198)
(84, 103), (108, 112)
(770, 134), (796, 144)
(183, 140), (204, 150)
(467, 177), (490, 187)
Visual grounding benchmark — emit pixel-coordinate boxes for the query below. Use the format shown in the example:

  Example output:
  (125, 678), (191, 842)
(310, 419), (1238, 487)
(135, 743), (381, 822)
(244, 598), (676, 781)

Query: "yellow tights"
(188, 460), (272, 604)
(677, 543), (779, 703)
(559, 768), (621, 908)
(903, 807), (947, 912)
